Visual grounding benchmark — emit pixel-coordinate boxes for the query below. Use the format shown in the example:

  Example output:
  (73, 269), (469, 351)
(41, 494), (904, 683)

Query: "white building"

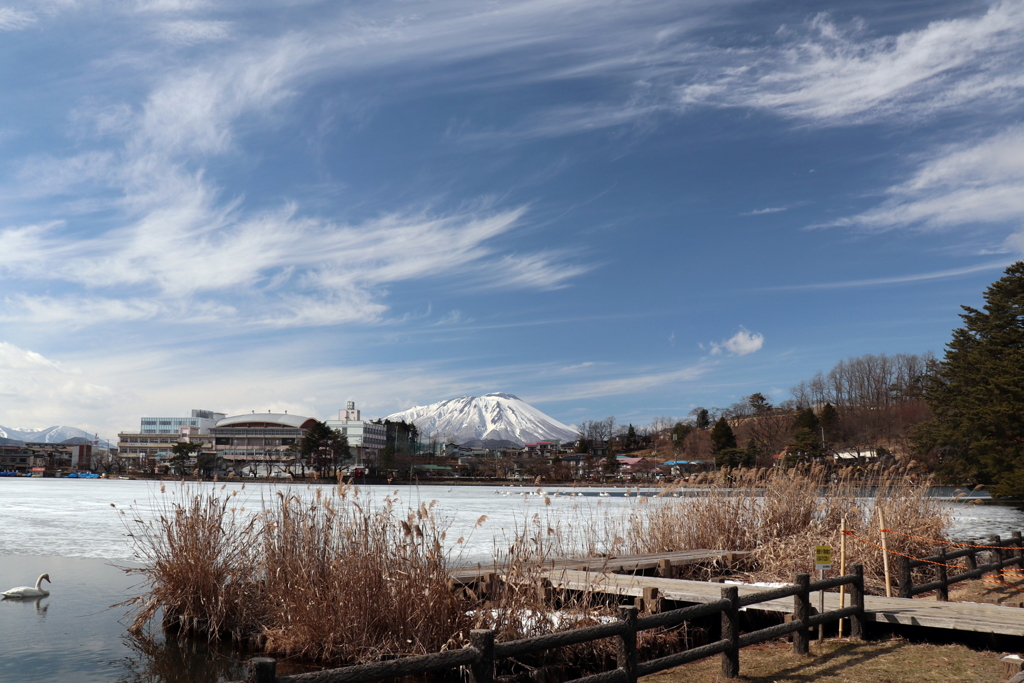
(326, 401), (386, 464)
(139, 409), (225, 435)
(118, 409), (224, 469)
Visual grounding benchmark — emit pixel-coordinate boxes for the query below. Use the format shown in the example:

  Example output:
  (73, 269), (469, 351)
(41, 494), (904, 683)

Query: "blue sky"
(1, 0), (1023, 439)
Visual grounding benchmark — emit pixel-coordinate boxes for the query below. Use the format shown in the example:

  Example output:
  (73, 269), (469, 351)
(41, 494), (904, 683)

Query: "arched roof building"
(210, 413), (316, 464)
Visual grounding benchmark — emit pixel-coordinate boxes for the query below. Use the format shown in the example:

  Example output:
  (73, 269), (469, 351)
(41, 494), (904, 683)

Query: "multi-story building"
(138, 409), (225, 435)
(210, 412), (316, 477)
(0, 443), (94, 474)
(118, 408), (223, 469)
(326, 402), (386, 464)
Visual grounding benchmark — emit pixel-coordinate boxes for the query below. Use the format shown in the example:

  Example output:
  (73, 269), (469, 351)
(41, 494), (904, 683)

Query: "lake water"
(2, 478), (1022, 682)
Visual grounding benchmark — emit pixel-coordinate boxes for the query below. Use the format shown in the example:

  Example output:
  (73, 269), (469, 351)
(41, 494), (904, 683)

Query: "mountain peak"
(386, 393), (575, 446)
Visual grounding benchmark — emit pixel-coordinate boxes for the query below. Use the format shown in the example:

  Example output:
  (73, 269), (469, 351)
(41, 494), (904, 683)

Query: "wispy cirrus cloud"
(0, 14), (589, 328)
(0, 7), (35, 31)
(678, 2), (1024, 125)
(825, 125), (1024, 237)
(765, 261), (1012, 291)
(531, 362), (712, 402)
(741, 206), (789, 216)
(0, 197), (568, 326)
(155, 19), (232, 45)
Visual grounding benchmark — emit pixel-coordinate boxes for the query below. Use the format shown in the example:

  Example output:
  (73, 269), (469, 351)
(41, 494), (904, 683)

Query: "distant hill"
(0, 425), (112, 448)
(385, 393), (577, 446)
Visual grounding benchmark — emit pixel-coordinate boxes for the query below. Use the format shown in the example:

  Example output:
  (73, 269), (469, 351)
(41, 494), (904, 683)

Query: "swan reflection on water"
(0, 593), (48, 616)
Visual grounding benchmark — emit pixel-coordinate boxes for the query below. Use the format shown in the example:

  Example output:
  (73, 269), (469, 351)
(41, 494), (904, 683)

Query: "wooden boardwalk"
(450, 549), (747, 584)
(543, 569), (1024, 637)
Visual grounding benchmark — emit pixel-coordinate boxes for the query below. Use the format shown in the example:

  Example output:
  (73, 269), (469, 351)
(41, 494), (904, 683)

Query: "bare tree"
(649, 416), (674, 434)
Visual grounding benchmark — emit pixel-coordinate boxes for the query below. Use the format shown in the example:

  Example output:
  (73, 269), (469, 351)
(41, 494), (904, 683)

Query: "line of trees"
(571, 263), (1024, 495)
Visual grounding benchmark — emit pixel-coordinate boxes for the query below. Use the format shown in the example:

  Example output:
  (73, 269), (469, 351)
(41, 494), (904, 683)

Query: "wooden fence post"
(990, 535), (1003, 565)
(658, 558), (673, 579)
(721, 585), (740, 679)
(536, 578), (553, 605)
(897, 555), (913, 599)
(642, 586), (662, 614)
(793, 573), (810, 656)
(470, 629), (495, 683)
(617, 605), (638, 683)
(849, 564), (865, 639)
(936, 547), (948, 601)
(965, 548), (977, 572)
(1013, 531), (1022, 560)
(246, 658), (276, 683)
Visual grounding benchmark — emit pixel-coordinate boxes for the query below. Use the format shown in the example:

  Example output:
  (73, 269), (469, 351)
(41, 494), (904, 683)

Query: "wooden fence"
(237, 565), (866, 683)
(896, 532), (1024, 600)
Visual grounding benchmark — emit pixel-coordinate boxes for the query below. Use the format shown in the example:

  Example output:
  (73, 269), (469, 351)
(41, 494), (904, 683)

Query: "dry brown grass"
(120, 470), (952, 667)
(122, 483), (654, 668)
(638, 638), (1000, 683)
(624, 464), (950, 592)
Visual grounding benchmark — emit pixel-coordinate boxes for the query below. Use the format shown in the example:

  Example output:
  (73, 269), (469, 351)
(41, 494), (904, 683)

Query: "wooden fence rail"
(236, 565), (866, 683)
(897, 532), (1024, 599)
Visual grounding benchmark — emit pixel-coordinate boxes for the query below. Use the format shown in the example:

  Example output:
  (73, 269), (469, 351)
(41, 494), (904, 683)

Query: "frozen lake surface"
(1, 478), (1015, 562)
(1, 478), (1022, 683)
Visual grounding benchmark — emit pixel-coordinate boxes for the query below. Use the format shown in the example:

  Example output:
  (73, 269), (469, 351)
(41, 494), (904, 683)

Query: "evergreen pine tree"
(915, 262), (1024, 492)
(626, 424), (638, 451)
(792, 407), (820, 433)
(784, 427), (824, 464)
(710, 417), (737, 452)
(818, 403), (838, 443)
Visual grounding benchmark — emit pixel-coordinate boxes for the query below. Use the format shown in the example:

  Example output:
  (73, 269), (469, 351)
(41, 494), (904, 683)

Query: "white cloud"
(0, 188), (571, 327)
(531, 363), (712, 402)
(480, 251), (592, 290)
(0, 295), (163, 325)
(709, 328), (764, 356)
(766, 261), (1011, 291)
(155, 19), (232, 45)
(828, 125), (1024, 235)
(741, 206), (788, 216)
(677, 2), (1024, 124)
(0, 7), (36, 31)
(0, 12), (593, 329)
(0, 341), (120, 434)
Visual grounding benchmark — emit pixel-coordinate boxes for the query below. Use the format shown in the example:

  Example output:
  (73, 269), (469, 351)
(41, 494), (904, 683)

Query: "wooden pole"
(470, 630), (495, 683)
(720, 586), (740, 679)
(839, 515), (847, 637)
(878, 507), (892, 597)
(246, 658), (277, 683)
(618, 605), (639, 683)
(793, 573), (810, 656)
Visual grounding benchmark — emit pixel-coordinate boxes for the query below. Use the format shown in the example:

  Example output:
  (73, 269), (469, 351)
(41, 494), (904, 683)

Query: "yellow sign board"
(815, 545), (833, 570)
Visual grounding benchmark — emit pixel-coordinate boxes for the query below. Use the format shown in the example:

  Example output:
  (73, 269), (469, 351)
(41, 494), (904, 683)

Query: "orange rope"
(841, 530), (964, 569)
(877, 529), (1017, 550)
(841, 530), (1024, 592)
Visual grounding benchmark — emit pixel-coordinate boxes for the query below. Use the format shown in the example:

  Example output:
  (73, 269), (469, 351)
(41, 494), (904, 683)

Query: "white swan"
(2, 573), (50, 598)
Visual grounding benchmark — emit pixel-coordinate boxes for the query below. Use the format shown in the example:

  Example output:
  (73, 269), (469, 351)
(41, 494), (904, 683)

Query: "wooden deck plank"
(541, 569), (1024, 637)
(450, 549), (748, 583)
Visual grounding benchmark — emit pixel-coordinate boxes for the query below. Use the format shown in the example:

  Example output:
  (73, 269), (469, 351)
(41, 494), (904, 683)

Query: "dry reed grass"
(122, 469), (947, 668)
(625, 464), (950, 592)
(122, 483), (653, 668)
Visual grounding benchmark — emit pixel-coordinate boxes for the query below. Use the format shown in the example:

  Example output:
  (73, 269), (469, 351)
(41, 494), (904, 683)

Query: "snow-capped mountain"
(0, 424), (111, 447)
(385, 393), (577, 446)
